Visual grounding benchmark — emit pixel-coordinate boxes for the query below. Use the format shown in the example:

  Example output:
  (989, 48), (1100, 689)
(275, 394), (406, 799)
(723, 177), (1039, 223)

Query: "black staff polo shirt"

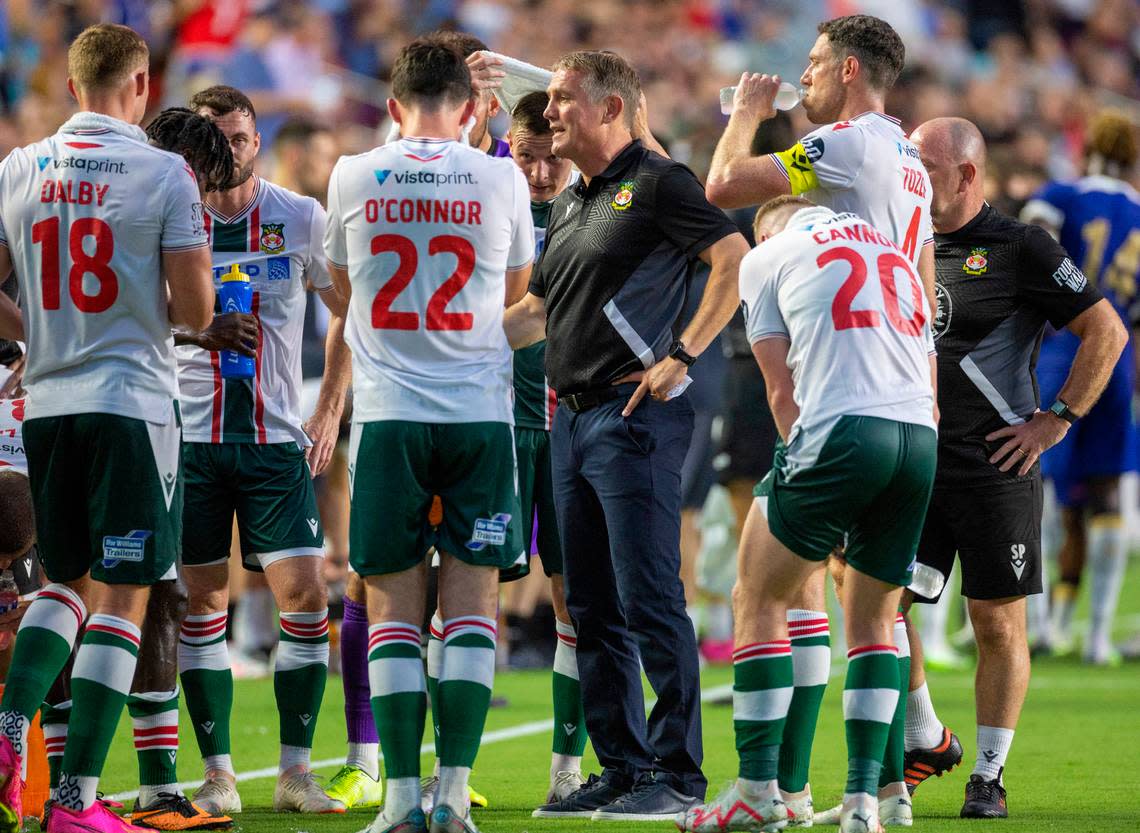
(529, 140), (737, 396)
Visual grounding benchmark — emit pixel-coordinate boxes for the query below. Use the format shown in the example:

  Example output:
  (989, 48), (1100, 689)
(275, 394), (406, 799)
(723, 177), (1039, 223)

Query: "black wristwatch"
(1048, 399), (1077, 424)
(668, 339), (697, 367)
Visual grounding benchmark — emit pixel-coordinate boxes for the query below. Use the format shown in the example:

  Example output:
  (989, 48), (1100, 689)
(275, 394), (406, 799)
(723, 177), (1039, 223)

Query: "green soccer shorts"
(182, 441), (323, 571)
(754, 415), (937, 586)
(514, 426), (562, 577)
(348, 420), (525, 576)
(23, 406), (183, 586)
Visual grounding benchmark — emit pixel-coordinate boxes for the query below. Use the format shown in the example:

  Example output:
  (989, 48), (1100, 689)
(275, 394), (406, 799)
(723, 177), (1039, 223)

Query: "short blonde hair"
(753, 195), (813, 238)
(68, 24), (149, 93)
(553, 51), (641, 129)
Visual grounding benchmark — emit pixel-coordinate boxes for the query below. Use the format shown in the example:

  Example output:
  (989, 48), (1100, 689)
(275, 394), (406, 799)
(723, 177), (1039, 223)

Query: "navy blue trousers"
(551, 387), (705, 798)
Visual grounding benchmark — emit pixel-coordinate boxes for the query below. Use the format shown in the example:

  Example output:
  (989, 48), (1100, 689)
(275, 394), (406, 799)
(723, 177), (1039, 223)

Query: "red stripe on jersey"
(64, 142), (103, 149)
(203, 213), (212, 243)
(249, 205), (260, 252)
(209, 350), (223, 443)
(252, 292), (267, 444)
(404, 153), (445, 163)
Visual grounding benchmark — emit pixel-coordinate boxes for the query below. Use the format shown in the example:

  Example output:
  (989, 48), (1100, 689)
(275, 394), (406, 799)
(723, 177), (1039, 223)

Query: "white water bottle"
(720, 81), (801, 115)
(907, 562), (946, 600)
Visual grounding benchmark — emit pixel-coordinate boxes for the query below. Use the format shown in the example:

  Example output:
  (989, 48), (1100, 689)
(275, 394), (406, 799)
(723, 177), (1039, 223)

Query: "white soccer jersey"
(741, 207), (936, 477)
(325, 136), (534, 423)
(0, 371), (25, 475)
(770, 112), (933, 266)
(0, 112), (207, 423)
(176, 177), (330, 446)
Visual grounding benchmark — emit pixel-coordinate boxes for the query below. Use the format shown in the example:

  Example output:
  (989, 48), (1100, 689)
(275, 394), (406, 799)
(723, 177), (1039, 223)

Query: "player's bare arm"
(503, 291), (547, 350)
(751, 336), (798, 440)
(304, 313), (350, 477)
(163, 246), (215, 331)
(328, 262), (351, 306)
(505, 263), (532, 307)
(987, 298), (1127, 475)
(919, 240), (937, 317)
(623, 231), (747, 415)
(0, 273), (22, 345)
(174, 312), (259, 355)
(706, 73), (789, 209)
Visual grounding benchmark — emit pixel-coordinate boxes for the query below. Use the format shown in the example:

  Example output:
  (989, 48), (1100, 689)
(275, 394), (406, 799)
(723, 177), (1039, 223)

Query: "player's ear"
(488, 95), (501, 119)
(602, 93), (623, 126)
(460, 97), (477, 127)
(841, 54), (859, 85)
(386, 98), (402, 126)
(66, 77), (79, 103)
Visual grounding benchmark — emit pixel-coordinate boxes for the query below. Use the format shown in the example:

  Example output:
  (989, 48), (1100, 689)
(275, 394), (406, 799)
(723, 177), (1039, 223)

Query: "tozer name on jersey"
(40, 179), (110, 206)
(364, 198), (482, 226)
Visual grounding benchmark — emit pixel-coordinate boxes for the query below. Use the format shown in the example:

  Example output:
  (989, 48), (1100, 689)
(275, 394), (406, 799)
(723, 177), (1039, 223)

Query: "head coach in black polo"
(504, 51), (749, 820)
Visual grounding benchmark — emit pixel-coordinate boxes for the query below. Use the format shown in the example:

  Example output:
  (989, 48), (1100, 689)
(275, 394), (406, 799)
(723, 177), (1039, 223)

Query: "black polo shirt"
(529, 140), (738, 395)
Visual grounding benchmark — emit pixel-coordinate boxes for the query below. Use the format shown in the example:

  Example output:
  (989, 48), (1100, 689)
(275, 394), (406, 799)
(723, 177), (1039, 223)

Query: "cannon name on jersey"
(176, 177), (331, 446)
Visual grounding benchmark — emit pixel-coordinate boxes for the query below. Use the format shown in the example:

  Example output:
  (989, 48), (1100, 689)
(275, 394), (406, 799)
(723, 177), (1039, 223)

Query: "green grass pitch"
(83, 562), (1140, 833)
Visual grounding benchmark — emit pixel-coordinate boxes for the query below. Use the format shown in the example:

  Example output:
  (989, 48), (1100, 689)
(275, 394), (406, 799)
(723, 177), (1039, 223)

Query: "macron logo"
(374, 169), (392, 186)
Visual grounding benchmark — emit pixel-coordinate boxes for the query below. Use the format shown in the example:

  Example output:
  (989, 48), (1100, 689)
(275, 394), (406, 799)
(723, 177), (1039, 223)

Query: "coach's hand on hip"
(986, 410), (1070, 476)
(623, 356), (687, 416)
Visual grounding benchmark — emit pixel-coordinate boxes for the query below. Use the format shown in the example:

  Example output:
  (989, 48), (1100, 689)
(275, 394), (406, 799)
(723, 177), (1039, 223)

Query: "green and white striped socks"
(129, 689), (181, 806)
(551, 619), (586, 774)
(844, 643), (900, 802)
(880, 613), (911, 790)
(275, 610), (329, 771)
(60, 615), (142, 811)
(178, 611), (233, 773)
(437, 616), (497, 811)
(733, 639), (794, 785)
(369, 622), (427, 817)
(41, 700), (70, 802)
(779, 610), (830, 793)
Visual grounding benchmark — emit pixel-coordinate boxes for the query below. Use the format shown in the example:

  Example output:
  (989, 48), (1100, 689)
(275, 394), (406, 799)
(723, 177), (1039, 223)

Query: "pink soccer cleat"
(47, 801), (151, 833)
(0, 735), (24, 833)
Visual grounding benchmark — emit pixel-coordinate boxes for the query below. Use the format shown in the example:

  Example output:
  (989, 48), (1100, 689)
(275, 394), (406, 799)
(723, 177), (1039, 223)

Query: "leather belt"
(559, 385), (626, 413)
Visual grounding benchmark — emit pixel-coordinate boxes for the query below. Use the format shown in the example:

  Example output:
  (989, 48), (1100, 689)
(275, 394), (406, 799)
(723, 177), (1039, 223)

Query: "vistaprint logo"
(38, 156), (128, 175)
(374, 169), (476, 187)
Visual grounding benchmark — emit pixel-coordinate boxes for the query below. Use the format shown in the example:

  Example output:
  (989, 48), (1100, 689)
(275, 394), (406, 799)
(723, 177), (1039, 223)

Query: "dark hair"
(433, 30), (489, 58)
(818, 15), (905, 91)
(189, 84), (257, 124)
(511, 92), (552, 136)
(0, 471), (35, 557)
(145, 107), (234, 192)
(276, 117), (329, 148)
(391, 37), (472, 109)
(751, 111), (795, 157)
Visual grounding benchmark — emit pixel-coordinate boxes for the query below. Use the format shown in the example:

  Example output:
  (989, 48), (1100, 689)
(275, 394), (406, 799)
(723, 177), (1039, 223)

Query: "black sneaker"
(961, 770), (1008, 819)
(591, 773), (699, 822)
(904, 726), (964, 794)
(532, 773), (629, 818)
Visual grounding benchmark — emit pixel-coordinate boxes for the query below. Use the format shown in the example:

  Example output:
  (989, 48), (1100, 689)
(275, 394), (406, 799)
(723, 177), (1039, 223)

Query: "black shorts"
(714, 358), (778, 483)
(914, 475), (1043, 602)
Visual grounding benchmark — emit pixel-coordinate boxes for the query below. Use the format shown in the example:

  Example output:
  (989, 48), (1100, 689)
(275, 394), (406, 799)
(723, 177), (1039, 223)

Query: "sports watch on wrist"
(668, 339), (697, 367)
(1048, 399), (1077, 424)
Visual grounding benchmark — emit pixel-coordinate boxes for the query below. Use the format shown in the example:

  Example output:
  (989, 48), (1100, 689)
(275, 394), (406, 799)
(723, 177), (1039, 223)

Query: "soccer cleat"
(357, 806), (427, 833)
(813, 794), (911, 827)
(547, 770), (585, 804)
(129, 793), (233, 830)
(420, 775), (487, 813)
(273, 767), (346, 813)
(839, 795), (882, 833)
(325, 764), (383, 809)
(781, 786), (813, 827)
(675, 781), (789, 832)
(960, 772), (1007, 819)
(467, 782), (488, 809)
(46, 800), (150, 833)
(191, 774), (242, 816)
(903, 727), (963, 794)
(532, 773), (627, 818)
(0, 734), (23, 833)
(429, 803), (478, 833)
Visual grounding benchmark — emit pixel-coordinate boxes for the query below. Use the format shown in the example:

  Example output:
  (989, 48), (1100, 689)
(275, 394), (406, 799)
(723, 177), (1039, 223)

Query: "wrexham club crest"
(611, 180), (635, 211)
(260, 223), (285, 254)
(962, 246), (988, 275)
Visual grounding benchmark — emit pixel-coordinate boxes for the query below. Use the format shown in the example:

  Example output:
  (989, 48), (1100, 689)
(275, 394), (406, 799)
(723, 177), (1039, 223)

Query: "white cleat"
(781, 786), (814, 827)
(192, 772), (242, 815)
(273, 767), (347, 813)
(839, 795), (882, 833)
(676, 781), (790, 832)
(547, 770), (585, 804)
(813, 795), (909, 827)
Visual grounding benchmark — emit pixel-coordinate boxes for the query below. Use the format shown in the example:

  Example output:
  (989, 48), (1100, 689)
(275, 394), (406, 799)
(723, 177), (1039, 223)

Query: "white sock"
(904, 683), (944, 750)
(737, 777), (777, 801)
(384, 777), (420, 818)
(1086, 515), (1126, 659)
(438, 765), (471, 812)
(550, 753), (581, 778)
(57, 774), (100, 812)
(347, 742), (380, 780)
(973, 725), (1013, 782)
(204, 754), (234, 776)
(279, 744), (311, 774)
(138, 784), (182, 807)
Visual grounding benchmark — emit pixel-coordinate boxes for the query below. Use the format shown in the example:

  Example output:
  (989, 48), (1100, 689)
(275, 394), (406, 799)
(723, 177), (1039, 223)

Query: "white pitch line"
(105, 681), (740, 802)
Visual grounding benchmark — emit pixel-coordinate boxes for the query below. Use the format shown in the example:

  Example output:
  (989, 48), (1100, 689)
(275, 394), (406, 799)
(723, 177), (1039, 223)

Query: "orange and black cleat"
(129, 793), (233, 831)
(904, 727), (963, 794)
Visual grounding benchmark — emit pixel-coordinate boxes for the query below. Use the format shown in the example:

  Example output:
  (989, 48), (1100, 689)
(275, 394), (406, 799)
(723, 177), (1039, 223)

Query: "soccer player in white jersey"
(171, 85), (351, 817)
(706, 15), (936, 820)
(680, 196), (937, 833)
(0, 23), (214, 833)
(324, 37), (533, 833)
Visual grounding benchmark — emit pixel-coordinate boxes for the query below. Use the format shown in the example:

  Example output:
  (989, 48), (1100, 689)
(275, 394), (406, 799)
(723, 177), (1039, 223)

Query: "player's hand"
(197, 312), (259, 356)
(0, 599), (31, 634)
(733, 73), (781, 121)
(468, 51), (505, 92)
(622, 356), (688, 416)
(303, 405), (341, 477)
(986, 410), (1070, 476)
(0, 352), (26, 398)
